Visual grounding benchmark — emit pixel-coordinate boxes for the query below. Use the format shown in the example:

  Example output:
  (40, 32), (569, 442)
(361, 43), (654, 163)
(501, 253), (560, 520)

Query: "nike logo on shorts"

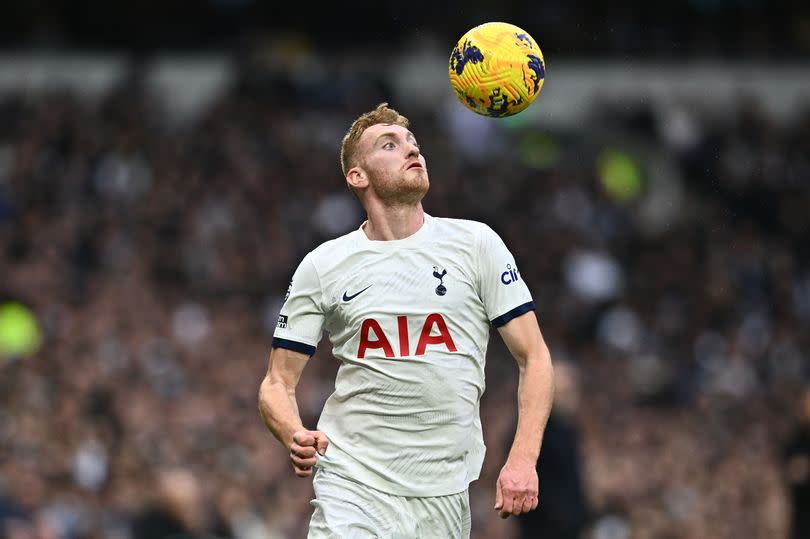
(342, 285), (372, 302)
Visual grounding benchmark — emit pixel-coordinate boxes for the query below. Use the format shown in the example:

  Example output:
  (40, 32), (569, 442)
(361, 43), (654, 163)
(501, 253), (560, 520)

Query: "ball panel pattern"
(449, 22), (545, 117)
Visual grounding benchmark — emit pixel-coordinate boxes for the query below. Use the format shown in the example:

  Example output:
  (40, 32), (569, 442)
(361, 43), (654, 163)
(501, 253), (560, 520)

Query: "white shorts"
(308, 469), (471, 539)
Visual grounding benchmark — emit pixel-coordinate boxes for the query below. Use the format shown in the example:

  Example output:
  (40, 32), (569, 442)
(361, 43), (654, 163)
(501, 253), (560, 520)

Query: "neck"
(362, 202), (425, 241)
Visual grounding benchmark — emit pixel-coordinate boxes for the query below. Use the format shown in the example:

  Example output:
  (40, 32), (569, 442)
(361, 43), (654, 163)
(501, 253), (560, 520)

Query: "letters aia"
(357, 313), (457, 358)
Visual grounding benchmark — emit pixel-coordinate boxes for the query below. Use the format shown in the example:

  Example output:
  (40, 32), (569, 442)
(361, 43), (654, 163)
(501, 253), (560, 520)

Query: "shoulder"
(429, 217), (505, 253)
(430, 216), (494, 241)
(303, 229), (362, 269)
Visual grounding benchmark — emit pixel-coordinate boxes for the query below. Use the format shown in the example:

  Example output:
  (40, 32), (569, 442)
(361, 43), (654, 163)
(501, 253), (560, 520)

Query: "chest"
(325, 250), (480, 326)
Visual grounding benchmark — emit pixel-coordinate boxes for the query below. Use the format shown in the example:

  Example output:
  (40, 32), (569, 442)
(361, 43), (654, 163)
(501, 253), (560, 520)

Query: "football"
(449, 22), (545, 118)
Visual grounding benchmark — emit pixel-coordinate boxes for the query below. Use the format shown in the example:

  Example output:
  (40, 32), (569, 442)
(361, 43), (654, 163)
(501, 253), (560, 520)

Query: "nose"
(406, 141), (420, 158)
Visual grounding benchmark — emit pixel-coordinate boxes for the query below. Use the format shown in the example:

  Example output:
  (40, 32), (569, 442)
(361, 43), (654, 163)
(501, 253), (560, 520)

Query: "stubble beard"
(371, 169), (430, 207)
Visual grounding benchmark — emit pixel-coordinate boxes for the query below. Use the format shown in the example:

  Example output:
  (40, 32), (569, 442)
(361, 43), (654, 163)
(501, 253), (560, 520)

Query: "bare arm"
(493, 310), (555, 517)
(258, 346), (309, 447)
(498, 310), (555, 462)
(258, 346), (328, 476)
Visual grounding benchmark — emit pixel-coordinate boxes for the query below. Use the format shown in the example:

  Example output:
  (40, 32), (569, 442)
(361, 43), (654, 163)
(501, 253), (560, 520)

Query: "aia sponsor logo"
(357, 313), (457, 358)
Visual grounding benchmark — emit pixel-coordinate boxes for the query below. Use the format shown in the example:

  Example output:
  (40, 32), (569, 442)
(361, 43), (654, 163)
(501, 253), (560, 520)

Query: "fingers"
(314, 432), (330, 456)
(290, 430), (327, 478)
(495, 463), (540, 517)
(293, 430), (315, 447)
(498, 495), (515, 519)
(496, 490), (539, 518)
(291, 444), (317, 458)
(290, 445), (317, 468)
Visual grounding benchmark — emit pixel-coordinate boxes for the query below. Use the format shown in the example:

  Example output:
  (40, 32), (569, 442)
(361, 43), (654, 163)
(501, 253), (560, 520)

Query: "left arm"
(493, 309), (555, 518)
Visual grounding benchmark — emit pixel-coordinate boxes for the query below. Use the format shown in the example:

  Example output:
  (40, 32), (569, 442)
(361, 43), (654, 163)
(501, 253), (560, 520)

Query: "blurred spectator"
(131, 468), (218, 539)
(519, 360), (589, 539)
(784, 388), (810, 539)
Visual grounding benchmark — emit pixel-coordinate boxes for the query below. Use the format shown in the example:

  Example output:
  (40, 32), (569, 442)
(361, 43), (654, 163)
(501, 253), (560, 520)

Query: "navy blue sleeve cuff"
(272, 337), (317, 356)
(490, 301), (536, 328)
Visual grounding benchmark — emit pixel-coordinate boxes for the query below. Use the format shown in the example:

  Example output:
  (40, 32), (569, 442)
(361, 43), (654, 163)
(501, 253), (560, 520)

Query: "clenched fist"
(289, 429), (330, 477)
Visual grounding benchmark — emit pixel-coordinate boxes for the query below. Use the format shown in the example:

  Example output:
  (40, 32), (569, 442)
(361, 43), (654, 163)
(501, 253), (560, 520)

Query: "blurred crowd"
(3, 0), (810, 59)
(1, 63), (809, 539)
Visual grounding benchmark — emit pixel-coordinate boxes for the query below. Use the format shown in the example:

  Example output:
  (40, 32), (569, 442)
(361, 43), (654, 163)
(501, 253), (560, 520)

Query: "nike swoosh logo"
(342, 285), (372, 302)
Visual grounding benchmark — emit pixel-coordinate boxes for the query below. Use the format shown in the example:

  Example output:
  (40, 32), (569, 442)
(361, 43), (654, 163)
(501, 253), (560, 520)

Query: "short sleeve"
(477, 225), (535, 327)
(272, 254), (326, 356)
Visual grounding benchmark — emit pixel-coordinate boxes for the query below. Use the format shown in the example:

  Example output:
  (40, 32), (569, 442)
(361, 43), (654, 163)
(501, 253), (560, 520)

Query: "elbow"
(258, 376), (293, 414)
(258, 376), (270, 419)
(258, 375), (279, 417)
(518, 341), (553, 371)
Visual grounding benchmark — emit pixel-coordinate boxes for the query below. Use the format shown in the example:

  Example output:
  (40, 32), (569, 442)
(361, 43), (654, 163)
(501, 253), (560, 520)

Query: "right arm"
(258, 346), (328, 476)
(258, 346), (309, 448)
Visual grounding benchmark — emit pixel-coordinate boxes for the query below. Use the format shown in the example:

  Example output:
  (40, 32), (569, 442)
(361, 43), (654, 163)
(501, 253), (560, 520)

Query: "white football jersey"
(273, 214), (534, 496)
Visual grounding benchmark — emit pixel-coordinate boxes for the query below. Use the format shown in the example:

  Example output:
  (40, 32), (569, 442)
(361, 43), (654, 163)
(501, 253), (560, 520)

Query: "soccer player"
(258, 103), (555, 538)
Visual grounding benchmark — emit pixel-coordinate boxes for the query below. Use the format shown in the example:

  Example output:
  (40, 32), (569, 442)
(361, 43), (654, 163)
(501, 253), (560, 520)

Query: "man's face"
(354, 123), (429, 204)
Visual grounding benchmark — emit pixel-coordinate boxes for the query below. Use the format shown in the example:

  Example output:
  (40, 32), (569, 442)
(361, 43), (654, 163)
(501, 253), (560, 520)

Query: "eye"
(382, 142), (395, 150)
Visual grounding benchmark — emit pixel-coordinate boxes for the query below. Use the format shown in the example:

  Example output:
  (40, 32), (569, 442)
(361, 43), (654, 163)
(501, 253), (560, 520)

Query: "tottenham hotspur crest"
(432, 266), (447, 296)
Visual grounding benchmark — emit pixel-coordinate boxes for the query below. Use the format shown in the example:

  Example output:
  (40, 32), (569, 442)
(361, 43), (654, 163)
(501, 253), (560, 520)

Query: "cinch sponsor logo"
(501, 263), (521, 285)
(357, 313), (457, 359)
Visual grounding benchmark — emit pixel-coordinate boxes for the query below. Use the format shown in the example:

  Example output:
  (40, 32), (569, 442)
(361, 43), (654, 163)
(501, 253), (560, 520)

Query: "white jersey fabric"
(273, 214), (534, 496)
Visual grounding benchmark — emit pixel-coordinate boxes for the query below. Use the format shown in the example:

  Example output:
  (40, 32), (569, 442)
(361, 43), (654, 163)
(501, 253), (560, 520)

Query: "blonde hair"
(340, 103), (409, 176)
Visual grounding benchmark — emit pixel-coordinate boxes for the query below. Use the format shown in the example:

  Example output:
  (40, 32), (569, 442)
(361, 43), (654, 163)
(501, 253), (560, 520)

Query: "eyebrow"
(373, 131), (418, 145)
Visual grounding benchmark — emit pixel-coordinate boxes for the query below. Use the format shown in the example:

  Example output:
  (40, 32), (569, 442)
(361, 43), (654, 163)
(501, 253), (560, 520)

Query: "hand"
(494, 456), (539, 518)
(289, 429), (330, 477)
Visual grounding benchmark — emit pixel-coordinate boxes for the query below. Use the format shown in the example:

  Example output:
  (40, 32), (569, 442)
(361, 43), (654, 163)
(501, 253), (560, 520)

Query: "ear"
(346, 166), (368, 191)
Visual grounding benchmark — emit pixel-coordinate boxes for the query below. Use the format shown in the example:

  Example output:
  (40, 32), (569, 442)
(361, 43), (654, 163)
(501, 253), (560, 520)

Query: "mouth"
(406, 162), (423, 170)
